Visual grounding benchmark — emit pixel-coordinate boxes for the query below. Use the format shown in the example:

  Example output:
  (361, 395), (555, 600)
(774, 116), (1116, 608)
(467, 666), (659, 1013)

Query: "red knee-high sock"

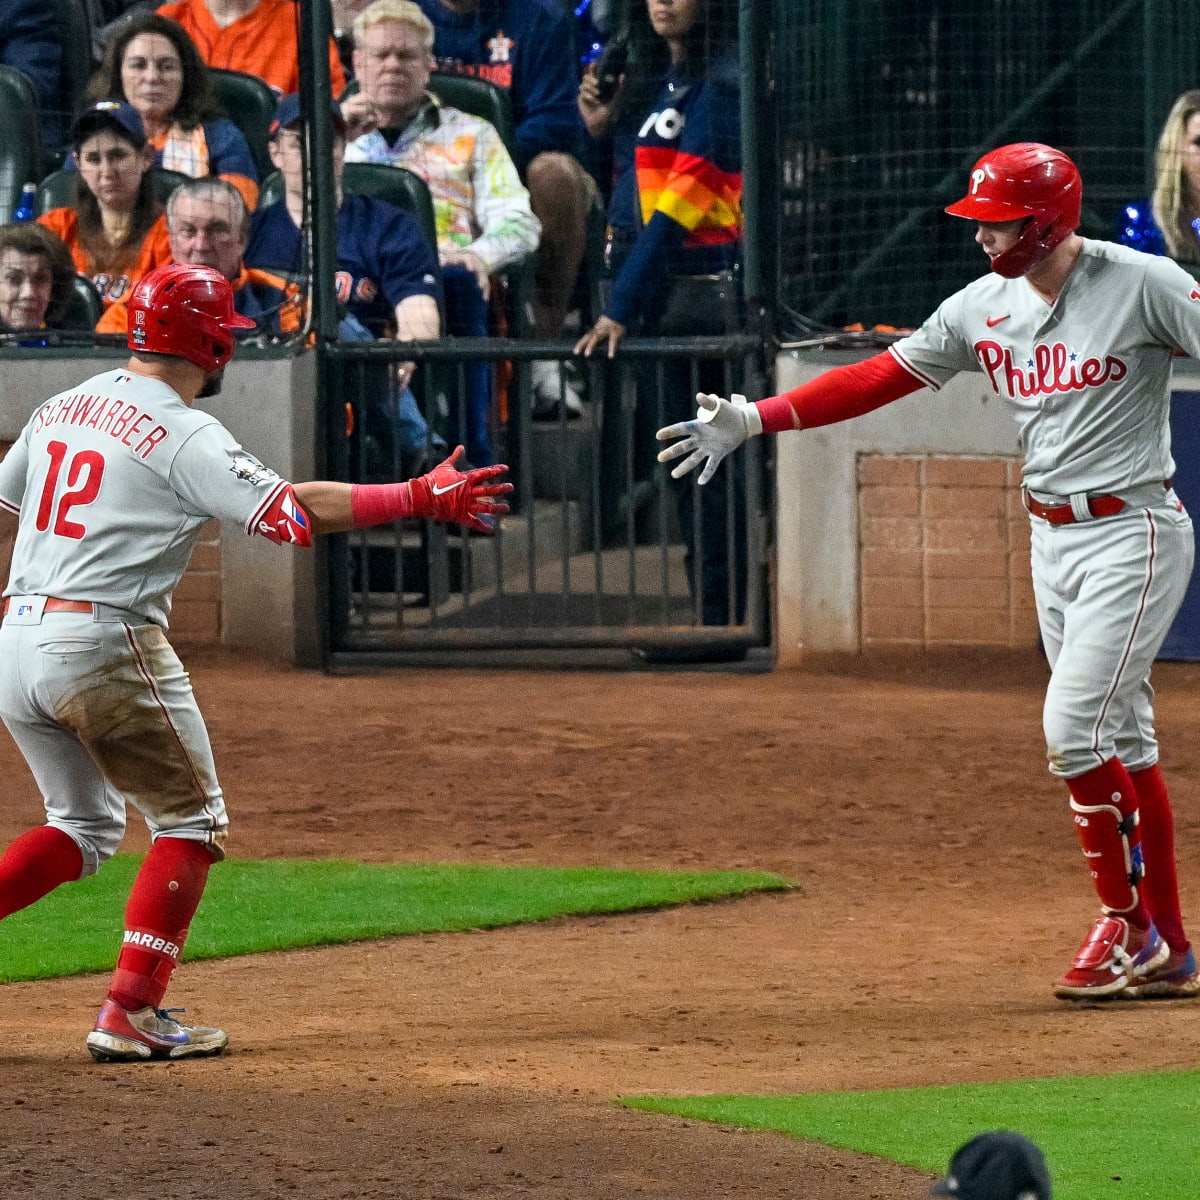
(109, 837), (212, 1012)
(1129, 764), (1189, 952)
(1066, 758), (1152, 928)
(0, 826), (84, 919)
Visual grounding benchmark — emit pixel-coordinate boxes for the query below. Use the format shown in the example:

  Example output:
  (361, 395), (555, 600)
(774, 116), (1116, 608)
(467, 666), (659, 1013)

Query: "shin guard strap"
(1069, 793), (1142, 913)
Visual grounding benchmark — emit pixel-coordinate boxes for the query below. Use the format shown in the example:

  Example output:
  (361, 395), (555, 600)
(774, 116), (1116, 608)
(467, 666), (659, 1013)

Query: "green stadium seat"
(58, 273), (103, 332)
(209, 68), (278, 181)
(0, 67), (44, 221)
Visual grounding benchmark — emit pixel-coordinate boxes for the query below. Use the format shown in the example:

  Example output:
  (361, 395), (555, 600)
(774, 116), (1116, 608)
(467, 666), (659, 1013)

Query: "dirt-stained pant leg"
(1033, 502), (1194, 780)
(0, 616), (228, 873)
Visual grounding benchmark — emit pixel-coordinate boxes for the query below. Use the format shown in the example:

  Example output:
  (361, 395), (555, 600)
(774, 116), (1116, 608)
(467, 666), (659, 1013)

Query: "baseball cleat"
(86, 999), (228, 1062)
(1053, 914), (1169, 1000)
(1122, 945), (1200, 999)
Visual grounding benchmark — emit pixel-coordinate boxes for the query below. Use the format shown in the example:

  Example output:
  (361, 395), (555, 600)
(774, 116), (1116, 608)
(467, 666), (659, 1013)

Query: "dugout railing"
(322, 336), (768, 665)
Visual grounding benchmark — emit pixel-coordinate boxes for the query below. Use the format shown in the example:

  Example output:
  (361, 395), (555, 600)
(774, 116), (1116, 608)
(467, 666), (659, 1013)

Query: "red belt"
(1023, 481), (1172, 526)
(3, 597), (93, 616)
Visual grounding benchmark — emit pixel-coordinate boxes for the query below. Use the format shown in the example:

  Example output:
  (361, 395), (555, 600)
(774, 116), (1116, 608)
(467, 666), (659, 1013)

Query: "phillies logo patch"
(1190, 286), (1200, 302)
(973, 339), (1127, 398)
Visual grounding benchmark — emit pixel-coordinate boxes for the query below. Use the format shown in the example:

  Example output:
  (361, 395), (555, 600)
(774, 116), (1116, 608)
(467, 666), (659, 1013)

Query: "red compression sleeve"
(755, 348), (927, 433)
(349, 482), (416, 527)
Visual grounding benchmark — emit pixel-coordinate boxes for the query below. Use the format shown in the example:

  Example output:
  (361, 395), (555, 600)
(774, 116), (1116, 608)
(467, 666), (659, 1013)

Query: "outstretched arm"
(656, 349), (926, 483)
(291, 447), (513, 538)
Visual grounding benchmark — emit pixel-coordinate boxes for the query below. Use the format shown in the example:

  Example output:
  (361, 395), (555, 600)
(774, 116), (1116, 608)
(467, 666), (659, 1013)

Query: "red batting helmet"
(944, 143), (1082, 277)
(127, 264), (256, 373)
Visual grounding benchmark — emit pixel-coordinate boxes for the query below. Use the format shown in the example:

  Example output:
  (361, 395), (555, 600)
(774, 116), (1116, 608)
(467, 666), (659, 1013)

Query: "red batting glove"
(408, 445), (513, 533)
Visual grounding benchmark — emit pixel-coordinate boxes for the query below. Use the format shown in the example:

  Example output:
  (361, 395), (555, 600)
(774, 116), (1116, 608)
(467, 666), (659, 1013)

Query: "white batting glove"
(655, 392), (762, 485)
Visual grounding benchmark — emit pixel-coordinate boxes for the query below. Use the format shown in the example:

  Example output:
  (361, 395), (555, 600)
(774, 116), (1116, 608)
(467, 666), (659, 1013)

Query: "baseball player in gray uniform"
(657, 142), (1200, 1000)
(0, 263), (511, 1060)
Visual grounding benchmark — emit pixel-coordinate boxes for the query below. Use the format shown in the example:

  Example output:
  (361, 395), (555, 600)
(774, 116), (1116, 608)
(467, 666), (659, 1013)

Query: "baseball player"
(0, 263), (511, 1061)
(657, 143), (1200, 1000)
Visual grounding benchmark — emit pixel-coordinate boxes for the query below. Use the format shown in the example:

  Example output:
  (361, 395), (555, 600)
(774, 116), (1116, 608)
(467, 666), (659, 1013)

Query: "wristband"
(349, 482), (415, 527)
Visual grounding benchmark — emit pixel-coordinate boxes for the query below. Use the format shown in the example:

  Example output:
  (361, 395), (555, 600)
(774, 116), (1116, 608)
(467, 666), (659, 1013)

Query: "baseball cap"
(72, 100), (147, 149)
(931, 1132), (1051, 1200)
(269, 93), (347, 138)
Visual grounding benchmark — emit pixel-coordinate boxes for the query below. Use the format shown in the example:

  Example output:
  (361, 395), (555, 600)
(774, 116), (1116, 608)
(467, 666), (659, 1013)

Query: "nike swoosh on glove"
(655, 393), (762, 485)
(408, 445), (514, 533)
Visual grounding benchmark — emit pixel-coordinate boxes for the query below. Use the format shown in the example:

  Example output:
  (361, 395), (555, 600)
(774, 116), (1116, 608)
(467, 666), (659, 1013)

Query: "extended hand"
(655, 392), (762, 485)
(409, 446), (514, 533)
(574, 315), (626, 359)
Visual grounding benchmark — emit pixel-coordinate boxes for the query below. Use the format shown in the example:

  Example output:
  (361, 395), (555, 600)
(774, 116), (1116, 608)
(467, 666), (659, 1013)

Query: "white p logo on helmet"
(969, 168), (987, 194)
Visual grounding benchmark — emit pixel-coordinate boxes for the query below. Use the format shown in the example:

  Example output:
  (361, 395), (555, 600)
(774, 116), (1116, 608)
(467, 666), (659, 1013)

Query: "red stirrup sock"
(0, 826), (84, 919)
(1129, 764), (1189, 952)
(109, 836), (213, 1012)
(1066, 758), (1151, 926)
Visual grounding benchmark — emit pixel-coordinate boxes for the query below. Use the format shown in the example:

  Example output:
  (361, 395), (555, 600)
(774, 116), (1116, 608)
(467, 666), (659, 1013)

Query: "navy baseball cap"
(931, 1132), (1051, 1200)
(72, 100), (147, 149)
(269, 93), (347, 138)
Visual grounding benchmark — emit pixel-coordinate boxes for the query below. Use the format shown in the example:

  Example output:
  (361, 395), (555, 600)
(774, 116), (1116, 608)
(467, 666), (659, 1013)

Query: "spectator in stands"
(575, 0), (745, 646)
(86, 14), (260, 209)
(0, 0), (65, 161)
(342, 0), (541, 465)
(1118, 88), (1200, 264)
(154, 0), (346, 98)
(38, 101), (172, 315)
(97, 176), (302, 333)
(416, 0), (594, 416)
(246, 94), (442, 472)
(0, 222), (76, 332)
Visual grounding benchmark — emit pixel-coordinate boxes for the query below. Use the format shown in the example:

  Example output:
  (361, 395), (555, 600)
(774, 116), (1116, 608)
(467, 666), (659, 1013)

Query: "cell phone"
(593, 33), (629, 104)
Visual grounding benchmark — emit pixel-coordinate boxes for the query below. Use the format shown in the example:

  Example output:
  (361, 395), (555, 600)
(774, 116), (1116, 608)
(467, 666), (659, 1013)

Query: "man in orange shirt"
(155, 0), (346, 96)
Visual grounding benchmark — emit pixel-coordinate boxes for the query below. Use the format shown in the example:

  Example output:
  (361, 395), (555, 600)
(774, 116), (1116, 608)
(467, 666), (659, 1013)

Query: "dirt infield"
(3, 646), (1200, 1198)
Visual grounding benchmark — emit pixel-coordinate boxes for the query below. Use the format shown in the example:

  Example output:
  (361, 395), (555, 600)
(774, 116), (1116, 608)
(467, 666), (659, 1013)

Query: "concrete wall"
(0, 345), (321, 665)
(771, 348), (1200, 666)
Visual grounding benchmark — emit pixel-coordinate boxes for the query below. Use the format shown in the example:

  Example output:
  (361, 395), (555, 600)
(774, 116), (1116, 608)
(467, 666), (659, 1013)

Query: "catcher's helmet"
(944, 142), (1082, 277)
(128, 264), (256, 373)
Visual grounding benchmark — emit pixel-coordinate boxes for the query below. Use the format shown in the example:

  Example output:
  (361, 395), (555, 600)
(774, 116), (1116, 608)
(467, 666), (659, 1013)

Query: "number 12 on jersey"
(36, 440), (105, 539)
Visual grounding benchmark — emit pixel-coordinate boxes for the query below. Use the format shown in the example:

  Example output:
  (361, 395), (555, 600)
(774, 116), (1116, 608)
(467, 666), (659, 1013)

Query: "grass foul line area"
(0, 855), (794, 982)
(621, 1071), (1200, 1200)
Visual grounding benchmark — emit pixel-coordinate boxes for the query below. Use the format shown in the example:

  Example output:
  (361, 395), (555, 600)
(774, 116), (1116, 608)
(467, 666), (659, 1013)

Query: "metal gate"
(322, 336), (768, 664)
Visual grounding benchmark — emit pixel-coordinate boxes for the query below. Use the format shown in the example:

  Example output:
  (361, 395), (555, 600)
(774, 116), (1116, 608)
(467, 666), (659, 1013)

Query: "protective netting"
(772, 0), (1200, 337)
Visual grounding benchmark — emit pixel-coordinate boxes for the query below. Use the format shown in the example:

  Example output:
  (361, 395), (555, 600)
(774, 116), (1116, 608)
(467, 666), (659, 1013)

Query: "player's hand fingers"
(465, 463), (510, 484)
(697, 455), (722, 486)
(470, 481), (515, 497)
(696, 391), (722, 413)
(656, 420), (694, 442)
(656, 434), (698, 463)
(670, 447), (708, 480)
(474, 498), (510, 515)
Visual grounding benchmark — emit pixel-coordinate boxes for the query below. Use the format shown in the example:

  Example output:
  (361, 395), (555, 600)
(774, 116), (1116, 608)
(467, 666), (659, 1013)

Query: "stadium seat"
(0, 67), (44, 221)
(256, 164), (439, 255)
(209, 68), (277, 181)
(36, 167), (191, 215)
(58, 273), (103, 331)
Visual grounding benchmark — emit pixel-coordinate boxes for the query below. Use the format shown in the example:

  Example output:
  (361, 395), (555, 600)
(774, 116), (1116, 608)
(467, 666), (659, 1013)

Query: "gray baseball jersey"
(890, 238), (1200, 497)
(0, 368), (293, 627)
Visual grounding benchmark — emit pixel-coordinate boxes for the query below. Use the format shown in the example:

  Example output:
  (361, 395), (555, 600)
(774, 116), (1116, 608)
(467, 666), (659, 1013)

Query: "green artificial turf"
(622, 1072), (1200, 1200)
(0, 855), (793, 982)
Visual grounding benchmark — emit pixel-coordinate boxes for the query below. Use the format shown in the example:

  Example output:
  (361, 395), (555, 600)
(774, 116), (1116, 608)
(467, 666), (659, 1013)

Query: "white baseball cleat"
(86, 999), (228, 1061)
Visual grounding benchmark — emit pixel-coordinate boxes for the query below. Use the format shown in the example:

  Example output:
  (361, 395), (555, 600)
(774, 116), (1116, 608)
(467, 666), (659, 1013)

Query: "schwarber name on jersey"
(890, 239), (1200, 497)
(0, 370), (303, 627)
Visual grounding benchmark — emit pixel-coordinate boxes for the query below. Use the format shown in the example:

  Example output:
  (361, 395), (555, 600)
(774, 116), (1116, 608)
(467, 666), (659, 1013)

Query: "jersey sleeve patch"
(252, 482), (312, 547)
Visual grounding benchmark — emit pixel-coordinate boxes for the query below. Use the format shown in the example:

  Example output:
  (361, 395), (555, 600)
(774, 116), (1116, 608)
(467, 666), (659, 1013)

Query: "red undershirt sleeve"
(755, 348), (930, 433)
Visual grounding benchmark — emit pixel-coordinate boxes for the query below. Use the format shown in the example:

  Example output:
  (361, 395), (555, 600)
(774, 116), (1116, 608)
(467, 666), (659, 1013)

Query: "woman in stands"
(87, 13), (259, 209)
(38, 102), (172, 315)
(0, 223), (76, 332)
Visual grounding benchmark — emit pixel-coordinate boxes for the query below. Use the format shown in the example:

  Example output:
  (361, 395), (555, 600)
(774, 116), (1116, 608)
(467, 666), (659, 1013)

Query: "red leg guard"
(0, 826), (84, 919)
(1066, 759), (1150, 925)
(109, 837), (213, 1012)
(1129, 764), (1189, 952)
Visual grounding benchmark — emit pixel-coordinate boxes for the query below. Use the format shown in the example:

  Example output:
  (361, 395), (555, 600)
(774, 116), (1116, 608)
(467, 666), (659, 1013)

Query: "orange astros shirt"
(38, 208), (173, 313)
(155, 0), (346, 97)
